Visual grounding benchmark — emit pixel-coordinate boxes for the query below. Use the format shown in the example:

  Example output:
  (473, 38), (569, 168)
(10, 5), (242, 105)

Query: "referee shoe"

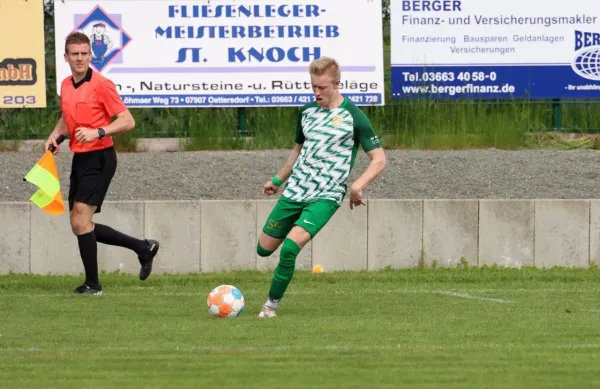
(139, 239), (160, 281)
(73, 284), (103, 295)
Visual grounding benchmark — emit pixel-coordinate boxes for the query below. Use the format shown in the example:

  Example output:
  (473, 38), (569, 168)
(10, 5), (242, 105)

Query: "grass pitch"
(1, 267), (600, 389)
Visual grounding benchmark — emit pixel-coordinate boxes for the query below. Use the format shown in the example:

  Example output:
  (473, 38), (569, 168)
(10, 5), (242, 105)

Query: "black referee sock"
(77, 231), (100, 289)
(94, 223), (148, 255)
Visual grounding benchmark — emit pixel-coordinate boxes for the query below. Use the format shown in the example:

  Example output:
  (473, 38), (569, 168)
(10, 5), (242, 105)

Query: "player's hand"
(44, 137), (59, 154)
(349, 184), (365, 210)
(74, 127), (98, 143)
(262, 180), (279, 196)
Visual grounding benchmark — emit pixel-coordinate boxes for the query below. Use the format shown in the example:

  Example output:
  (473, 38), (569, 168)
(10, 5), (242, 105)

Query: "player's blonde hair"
(309, 57), (341, 84)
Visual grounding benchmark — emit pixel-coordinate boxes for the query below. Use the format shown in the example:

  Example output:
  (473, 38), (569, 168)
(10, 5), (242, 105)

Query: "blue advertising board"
(391, 0), (600, 99)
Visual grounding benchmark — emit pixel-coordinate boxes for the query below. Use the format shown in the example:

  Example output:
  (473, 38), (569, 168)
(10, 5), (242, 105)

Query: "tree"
(44, 0), (56, 16)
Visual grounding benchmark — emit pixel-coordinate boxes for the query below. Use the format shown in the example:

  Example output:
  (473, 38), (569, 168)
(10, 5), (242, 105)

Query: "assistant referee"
(45, 32), (159, 295)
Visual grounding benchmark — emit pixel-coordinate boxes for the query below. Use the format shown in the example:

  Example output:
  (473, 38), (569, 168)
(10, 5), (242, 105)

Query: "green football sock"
(256, 242), (275, 257)
(269, 238), (301, 300)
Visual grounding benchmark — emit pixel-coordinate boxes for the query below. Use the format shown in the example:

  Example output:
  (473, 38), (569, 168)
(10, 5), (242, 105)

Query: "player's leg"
(259, 199), (340, 318)
(256, 196), (304, 257)
(258, 226), (311, 318)
(256, 197), (304, 317)
(87, 147), (160, 281)
(269, 200), (340, 300)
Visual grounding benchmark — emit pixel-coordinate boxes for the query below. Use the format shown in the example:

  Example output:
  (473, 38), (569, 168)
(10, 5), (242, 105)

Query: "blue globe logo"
(572, 46), (600, 81)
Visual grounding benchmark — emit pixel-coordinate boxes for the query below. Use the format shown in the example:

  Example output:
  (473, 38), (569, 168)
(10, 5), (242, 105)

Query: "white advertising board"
(54, 0), (384, 107)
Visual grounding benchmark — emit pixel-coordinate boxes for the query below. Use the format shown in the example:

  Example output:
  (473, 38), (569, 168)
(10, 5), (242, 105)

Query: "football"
(207, 284), (245, 318)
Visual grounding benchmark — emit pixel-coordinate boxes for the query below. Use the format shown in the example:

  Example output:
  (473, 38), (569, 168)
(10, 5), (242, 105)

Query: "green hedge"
(1, 5), (599, 150)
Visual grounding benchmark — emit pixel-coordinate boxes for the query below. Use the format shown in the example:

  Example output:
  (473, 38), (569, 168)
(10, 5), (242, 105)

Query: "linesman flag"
(23, 136), (66, 216)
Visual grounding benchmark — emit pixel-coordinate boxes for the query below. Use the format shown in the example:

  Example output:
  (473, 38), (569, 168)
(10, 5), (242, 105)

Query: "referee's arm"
(46, 115), (69, 153)
(74, 78), (136, 143)
(97, 78), (135, 137)
(100, 108), (135, 137)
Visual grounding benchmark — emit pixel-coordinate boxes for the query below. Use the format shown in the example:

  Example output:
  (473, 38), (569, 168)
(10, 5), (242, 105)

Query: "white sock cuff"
(265, 298), (281, 309)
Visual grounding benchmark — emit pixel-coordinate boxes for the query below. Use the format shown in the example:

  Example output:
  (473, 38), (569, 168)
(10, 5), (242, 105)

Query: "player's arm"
(99, 79), (135, 136)
(272, 108), (304, 184)
(262, 109), (304, 195)
(262, 143), (302, 195)
(349, 112), (386, 208)
(274, 143), (302, 183)
(351, 147), (386, 192)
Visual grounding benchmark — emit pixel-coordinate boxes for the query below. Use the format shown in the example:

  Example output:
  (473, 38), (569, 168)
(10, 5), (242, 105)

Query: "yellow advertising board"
(0, 0), (46, 108)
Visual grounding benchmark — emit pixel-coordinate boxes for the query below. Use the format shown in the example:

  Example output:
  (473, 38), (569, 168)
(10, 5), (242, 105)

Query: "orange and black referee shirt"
(60, 68), (127, 153)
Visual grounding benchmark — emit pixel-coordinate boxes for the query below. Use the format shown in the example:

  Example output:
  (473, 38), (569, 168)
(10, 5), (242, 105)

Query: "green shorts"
(262, 196), (340, 239)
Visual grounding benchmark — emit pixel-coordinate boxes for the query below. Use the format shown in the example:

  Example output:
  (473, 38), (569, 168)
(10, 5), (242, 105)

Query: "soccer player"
(44, 32), (159, 295)
(256, 57), (387, 318)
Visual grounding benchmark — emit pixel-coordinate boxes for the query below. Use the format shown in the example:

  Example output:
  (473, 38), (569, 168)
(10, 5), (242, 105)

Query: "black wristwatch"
(98, 128), (105, 139)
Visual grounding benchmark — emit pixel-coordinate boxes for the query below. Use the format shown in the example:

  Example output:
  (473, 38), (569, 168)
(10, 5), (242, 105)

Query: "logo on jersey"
(331, 115), (343, 127)
(70, 5), (132, 72)
(572, 30), (600, 81)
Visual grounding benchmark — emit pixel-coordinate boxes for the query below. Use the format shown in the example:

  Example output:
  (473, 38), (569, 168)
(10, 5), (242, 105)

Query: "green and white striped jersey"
(282, 97), (381, 205)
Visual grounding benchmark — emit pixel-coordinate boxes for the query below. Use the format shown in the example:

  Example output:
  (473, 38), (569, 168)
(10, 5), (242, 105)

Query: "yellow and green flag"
(24, 151), (64, 215)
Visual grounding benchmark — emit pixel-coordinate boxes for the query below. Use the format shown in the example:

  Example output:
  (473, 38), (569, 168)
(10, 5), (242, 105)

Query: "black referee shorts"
(68, 146), (117, 214)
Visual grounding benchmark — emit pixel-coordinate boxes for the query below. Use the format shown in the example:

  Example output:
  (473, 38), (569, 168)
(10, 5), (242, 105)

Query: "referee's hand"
(75, 127), (98, 143)
(45, 137), (59, 154)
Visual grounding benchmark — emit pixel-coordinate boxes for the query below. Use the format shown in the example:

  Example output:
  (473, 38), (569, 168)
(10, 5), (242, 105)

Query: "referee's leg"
(70, 201), (103, 294)
(90, 147), (159, 281)
(70, 148), (160, 295)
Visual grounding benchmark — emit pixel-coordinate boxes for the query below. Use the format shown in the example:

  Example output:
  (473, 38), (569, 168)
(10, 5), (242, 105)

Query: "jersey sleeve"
(98, 78), (127, 117)
(294, 107), (305, 144)
(352, 108), (381, 152)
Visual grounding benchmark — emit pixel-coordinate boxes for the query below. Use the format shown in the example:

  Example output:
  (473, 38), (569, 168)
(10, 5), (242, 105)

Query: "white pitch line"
(433, 290), (511, 303)
(0, 288), (590, 298)
(2, 343), (600, 354)
(0, 290), (316, 298)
